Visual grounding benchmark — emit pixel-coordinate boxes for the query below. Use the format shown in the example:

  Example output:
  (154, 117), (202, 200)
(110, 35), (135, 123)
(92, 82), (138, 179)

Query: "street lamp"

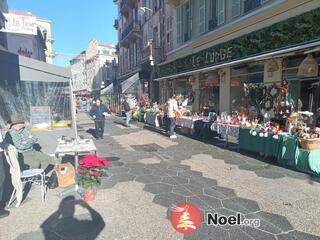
(138, 6), (153, 15)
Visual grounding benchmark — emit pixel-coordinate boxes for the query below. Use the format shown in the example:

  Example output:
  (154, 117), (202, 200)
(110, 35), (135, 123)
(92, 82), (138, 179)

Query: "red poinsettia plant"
(77, 155), (109, 189)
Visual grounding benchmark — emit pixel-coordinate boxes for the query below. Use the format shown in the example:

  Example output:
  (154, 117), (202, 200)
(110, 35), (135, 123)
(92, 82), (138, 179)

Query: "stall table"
(176, 117), (203, 135)
(211, 123), (240, 146)
(277, 135), (320, 175)
(238, 128), (282, 156)
(144, 112), (159, 127)
(55, 138), (97, 197)
(239, 129), (320, 176)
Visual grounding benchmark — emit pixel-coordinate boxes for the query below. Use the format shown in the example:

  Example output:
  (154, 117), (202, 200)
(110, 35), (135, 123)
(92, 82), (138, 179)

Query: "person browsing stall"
(123, 98), (131, 127)
(166, 95), (180, 139)
(89, 98), (109, 139)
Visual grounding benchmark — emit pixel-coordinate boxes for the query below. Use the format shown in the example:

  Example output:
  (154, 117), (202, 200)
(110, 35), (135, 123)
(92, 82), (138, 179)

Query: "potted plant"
(77, 155), (109, 202)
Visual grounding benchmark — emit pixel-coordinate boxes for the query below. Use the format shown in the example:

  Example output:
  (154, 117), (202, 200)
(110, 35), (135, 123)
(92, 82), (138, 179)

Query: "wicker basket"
(299, 138), (320, 150)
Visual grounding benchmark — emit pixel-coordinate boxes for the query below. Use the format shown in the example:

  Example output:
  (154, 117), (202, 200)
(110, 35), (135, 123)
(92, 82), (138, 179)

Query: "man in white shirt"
(0, 131), (10, 218)
(166, 95), (180, 139)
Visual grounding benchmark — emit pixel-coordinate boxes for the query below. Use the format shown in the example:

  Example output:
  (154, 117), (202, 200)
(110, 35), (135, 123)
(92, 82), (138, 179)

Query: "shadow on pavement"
(86, 128), (97, 139)
(40, 196), (105, 240)
(113, 120), (128, 127)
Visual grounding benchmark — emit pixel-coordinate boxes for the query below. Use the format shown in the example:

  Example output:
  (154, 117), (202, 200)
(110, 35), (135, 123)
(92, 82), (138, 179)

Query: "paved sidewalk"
(1, 114), (320, 239)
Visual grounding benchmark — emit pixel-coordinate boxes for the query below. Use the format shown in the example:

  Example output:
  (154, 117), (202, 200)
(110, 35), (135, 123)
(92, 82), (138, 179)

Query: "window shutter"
(232, 0), (241, 18)
(176, 5), (182, 45)
(217, 0), (225, 25)
(199, 0), (206, 34)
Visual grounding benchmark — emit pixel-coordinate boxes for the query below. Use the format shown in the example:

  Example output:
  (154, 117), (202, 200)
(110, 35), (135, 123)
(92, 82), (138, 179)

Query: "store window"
(283, 54), (320, 114)
(199, 71), (220, 113)
(232, 0), (241, 18)
(199, 0), (207, 35)
(176, 0), (192, 45)
(230, 62), (264, 112)
(207, 0), (218, 31)
(217, 0), (225, 25)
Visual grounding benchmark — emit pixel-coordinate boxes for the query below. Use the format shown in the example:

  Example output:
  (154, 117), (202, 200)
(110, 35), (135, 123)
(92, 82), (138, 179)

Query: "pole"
(69, 78), (78, 141)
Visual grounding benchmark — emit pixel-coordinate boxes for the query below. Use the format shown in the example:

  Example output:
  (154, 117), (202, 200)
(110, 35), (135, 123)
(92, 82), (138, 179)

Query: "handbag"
(47, 171), (58, 189)
(55, 162), (76, 188)
(175, 111), (182, 119)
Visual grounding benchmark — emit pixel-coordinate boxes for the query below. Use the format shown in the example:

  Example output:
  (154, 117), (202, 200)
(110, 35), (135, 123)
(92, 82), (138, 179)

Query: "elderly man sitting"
(4, 114), (53, 171)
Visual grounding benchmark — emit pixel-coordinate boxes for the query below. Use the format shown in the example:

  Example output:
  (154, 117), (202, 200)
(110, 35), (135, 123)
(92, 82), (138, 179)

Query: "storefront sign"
(192, 47), (233, 68)
(18, 47), (32, 58)
(159, 8), (320, 78)
(1, 13), (37, 35)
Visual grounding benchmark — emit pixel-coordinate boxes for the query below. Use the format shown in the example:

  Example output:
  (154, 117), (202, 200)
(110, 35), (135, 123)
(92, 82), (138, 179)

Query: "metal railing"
(102, 94), (124, 116)
(121, 20), (141, 40)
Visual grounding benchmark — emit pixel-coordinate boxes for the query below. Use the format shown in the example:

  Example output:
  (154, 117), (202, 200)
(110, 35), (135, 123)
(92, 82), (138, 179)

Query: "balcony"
(141, 45), (162, 65)
(120, 20), (141, 48)
(113, 19), (119, 30)
(120, 0), (138, 15)
(115, 44), (119, 54)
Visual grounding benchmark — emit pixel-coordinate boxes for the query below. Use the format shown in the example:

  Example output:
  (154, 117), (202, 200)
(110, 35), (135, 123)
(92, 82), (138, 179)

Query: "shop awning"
(155, 40), (320, 81)
(121, 72), (139, 93)
(18, 54), (71, 82)
(101, 83), (114, 95)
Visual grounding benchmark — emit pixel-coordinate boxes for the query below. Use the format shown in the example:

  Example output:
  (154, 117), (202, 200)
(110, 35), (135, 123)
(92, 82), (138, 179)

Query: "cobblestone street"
(1, 114), (320, 239)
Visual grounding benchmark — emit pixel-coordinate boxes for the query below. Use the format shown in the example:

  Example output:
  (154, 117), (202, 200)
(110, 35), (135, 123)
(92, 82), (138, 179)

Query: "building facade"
(70, 39), (117, 96)
(5, 10), (48, 62)
(36, 17), (55, 64)
(114, 0), (168, 99)
(156, 0), (320, 114)
(115, 0), (320, 113)
(70, 51), (86, 94)
(0, 0), (8, 50)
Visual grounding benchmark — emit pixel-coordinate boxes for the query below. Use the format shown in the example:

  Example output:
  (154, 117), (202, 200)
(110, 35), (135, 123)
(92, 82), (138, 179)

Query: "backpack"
(124, 102), (130, 112)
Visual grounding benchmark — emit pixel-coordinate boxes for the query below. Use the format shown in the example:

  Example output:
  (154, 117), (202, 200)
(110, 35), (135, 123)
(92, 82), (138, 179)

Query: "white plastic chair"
(3, 144), (46, 207)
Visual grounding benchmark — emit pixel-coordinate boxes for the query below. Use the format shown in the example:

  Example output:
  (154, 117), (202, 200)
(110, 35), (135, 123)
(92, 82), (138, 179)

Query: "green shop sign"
(159, 8), (320, 78)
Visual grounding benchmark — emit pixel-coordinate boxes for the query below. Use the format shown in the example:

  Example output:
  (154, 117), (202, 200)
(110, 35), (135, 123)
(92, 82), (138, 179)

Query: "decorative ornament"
(298, 54), (319, 77)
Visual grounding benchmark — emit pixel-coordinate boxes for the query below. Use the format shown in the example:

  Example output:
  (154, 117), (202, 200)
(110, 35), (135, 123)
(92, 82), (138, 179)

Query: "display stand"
(55, 139), (96, 197)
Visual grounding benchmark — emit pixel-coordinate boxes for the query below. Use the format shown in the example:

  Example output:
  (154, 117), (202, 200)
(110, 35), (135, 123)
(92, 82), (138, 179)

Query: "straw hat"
(10, 113), (25, 125)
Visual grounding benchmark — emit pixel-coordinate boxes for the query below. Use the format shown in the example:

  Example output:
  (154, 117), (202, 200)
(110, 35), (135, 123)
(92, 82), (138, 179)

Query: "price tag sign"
(30, 106), (51, 130)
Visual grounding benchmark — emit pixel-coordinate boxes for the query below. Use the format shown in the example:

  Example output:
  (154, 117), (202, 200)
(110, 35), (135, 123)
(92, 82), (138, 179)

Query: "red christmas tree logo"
(170, 202), (202, 234)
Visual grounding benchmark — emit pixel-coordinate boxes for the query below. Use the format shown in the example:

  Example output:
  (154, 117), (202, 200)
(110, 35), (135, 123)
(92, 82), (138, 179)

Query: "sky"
(8, 0), (118, 66)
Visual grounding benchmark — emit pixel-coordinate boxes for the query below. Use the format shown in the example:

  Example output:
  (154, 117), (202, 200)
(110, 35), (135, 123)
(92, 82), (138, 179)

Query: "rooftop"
(9, 9), (51, 22)
(99, 43), (116, 48)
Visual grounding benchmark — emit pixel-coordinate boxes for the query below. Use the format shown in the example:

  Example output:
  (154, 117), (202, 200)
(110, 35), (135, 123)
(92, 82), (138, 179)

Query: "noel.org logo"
(170, 202), (202, 235)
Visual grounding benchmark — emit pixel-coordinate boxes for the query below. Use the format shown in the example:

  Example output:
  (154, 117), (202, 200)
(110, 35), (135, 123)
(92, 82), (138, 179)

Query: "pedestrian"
(4, 114), (53, 171)
(0, 131), (10, 218)
(89, 98), (109, 139)
(123, 97), (131, 127)
(166, 95), (180, 139)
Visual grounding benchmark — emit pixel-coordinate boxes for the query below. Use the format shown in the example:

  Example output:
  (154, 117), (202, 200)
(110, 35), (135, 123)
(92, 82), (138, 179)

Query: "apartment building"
(157, 0), (320, 114)
(70, 51), (86, 94)
(70, 39), (117, 96)
(114, 0), (168, 98)
(0, 0), (8, 50)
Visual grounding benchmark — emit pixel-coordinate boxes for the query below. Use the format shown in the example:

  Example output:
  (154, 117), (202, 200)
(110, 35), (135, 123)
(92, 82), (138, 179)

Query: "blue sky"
(8, 0), (118, 66)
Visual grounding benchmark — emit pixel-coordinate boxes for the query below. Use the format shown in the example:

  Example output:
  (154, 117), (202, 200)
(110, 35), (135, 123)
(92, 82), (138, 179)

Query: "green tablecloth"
(239, 128), (320, 175)
(239, 128), (279, 157)
(277, 135), (320, 175)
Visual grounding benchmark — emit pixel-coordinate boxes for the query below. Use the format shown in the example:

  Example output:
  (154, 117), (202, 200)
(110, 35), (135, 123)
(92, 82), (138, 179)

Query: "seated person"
(4, 114), (53, 171)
